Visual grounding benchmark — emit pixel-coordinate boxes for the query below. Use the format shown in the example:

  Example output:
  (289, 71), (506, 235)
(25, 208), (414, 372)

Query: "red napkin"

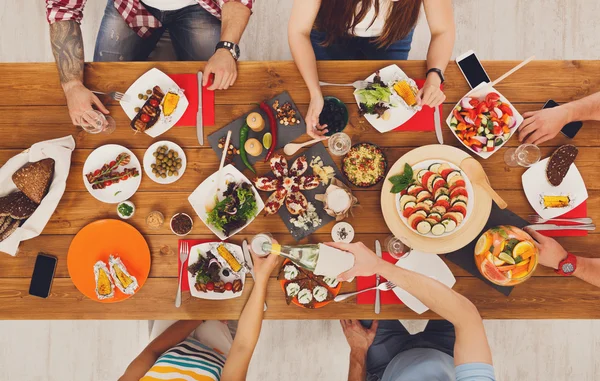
(393, 79), (442, 132)
(539, 201), (588, 237)
(356, 252), (404, 305)
(168, 74), (215, 127)
(177, 239), (217, 292)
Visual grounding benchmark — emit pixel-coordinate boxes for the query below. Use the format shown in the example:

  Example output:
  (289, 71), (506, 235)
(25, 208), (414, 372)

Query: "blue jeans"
(310, 29), (414, 60)
(360, 319), (456, 380)
(94, 0), (221, 61)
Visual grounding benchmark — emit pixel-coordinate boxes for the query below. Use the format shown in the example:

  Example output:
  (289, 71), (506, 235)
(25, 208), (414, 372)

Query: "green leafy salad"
(355, 72), (394, 118)
(207, 181), (258, 236)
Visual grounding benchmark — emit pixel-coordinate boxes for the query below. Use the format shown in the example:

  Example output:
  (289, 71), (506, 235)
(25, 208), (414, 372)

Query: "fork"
(319, 80), (370, 90)
(527, 216), (593, 225)
(91, 90), (131, 103)
(175, 242), (189, 308)
(334, 281), (396, 302)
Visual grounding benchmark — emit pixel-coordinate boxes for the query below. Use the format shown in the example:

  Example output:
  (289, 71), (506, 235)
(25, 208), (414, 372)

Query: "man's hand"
(518, 106), (569, 145)
(417, 74), (445, 107)
(63, 81), (109, 125)
(326, 242), (383, 282)
(340, 320), (378, 354)
(249, 243), (280, 283)
(524, 227), (568, 269)
(203, 49), (237, 91)
(305, 94), (328, 139)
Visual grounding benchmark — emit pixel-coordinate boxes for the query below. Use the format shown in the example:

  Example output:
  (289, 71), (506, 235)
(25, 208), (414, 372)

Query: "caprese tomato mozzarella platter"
(393, 160), (473, 237)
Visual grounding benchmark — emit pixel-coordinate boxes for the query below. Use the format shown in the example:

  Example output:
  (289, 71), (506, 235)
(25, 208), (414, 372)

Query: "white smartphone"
(456, 50), (491, 89)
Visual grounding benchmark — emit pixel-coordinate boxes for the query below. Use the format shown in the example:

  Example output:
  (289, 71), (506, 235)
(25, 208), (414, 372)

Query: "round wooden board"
(380, 145), (492, 254)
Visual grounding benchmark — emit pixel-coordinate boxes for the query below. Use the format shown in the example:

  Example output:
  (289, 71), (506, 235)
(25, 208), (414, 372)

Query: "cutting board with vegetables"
(207, 91), (306, 174)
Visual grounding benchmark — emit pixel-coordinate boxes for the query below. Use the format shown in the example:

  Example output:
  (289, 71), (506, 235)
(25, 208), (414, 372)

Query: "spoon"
(205, 130), (232, 211)
(284, 136), (330, 156)
(460, 157), (507, 209)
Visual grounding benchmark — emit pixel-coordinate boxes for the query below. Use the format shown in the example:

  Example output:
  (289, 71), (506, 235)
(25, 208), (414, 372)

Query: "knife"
(526, 224), (596, 231)
(197, 71), (204, 146)
(374, 240), (382, 314)
(243, 240), (268, 311)
(434, 105), (444, 145)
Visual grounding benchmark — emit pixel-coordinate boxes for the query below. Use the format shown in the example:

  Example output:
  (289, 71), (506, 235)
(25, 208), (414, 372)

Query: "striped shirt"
(45, 0), (253, 38)
(142, 338), (226, 381)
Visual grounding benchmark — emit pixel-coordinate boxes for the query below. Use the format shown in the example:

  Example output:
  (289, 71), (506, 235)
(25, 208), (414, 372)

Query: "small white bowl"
(116, 201), (135, 219)
(332, 222), (355, 243)
(170, 212), (193, 237)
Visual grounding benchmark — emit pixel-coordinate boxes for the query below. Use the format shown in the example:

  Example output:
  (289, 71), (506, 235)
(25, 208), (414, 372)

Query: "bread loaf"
(12, 158), (55, 204)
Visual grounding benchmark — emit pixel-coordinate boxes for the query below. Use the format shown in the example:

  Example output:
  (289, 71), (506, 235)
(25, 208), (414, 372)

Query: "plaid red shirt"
(46, 0), (253, 38)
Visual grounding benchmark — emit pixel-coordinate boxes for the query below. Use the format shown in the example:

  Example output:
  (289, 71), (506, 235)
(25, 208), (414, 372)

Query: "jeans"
(360, 319), (456, 381)
(94, 0), (221, 61)
(310, 29), (414, 61)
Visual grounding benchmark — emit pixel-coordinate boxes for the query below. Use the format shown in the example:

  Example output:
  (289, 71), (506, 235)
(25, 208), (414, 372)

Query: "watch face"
(562, 262), (575, 274)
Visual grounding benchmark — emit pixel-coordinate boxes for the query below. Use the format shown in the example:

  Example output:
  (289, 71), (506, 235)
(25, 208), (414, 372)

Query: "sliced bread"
(12, 158), (55, 204)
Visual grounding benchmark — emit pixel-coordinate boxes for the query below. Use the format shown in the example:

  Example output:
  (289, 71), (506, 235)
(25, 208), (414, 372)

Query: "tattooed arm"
(49, 20), (108, 124)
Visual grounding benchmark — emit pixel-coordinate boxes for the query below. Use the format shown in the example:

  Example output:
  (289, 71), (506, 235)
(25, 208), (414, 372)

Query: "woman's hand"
(417, 74), (446, 108)
(305, 94), (328, 138)
(340, 320), (378, 354)
(524, 228), (569, 269)
(249, 243), (280, 283)
(326, 242), (383, 282)
(518, 106), (569, 145)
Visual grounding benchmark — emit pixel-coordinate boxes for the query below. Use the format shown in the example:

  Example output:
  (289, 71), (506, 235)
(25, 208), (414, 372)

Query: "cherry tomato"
(121, 175), (129, 181)
(140, 114), (151, 123)
(467, 109), (477, 122)
(225, 282), (233, 291)
(453, 109), (465, 124)
(93, 169), (100, 176)
(149, 99), (159, 107)
(485, 92), (500, 104)
(476, 103), (488, 115)
(498, 104), (513, 116)
(206, 282), (215, 291)
(104, 180), (113, 186)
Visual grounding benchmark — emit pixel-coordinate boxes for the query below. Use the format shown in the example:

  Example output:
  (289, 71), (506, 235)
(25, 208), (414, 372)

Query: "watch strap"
(426, 68), (445, 84)
(555, 253), (577, 276)
(215, 41), (240, 61)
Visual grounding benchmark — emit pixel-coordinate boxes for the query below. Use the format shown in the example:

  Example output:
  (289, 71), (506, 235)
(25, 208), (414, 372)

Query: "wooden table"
(1, 61), (599, 320)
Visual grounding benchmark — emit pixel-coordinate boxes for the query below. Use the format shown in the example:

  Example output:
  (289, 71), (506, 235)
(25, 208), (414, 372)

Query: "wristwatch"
(215, 41), (240, 61)
(426, 68), (445, 84)
(555, 253), (577, 276)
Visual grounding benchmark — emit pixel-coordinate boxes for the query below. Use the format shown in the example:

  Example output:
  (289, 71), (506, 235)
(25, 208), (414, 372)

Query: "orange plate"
(67, 219), (151, 303)
(278, 259), (342, 309)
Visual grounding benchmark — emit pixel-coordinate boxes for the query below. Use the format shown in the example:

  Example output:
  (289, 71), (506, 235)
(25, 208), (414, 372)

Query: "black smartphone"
(543, 100), (583, 139)
(456, 50), (491, 89)
(29, 253), (57, 298)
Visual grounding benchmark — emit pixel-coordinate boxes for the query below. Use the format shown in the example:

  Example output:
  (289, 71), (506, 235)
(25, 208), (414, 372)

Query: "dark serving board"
(207, 91), (306, 172)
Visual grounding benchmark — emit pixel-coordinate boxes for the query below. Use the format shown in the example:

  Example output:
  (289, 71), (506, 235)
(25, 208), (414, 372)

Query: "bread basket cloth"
(0, 136), (75, 256)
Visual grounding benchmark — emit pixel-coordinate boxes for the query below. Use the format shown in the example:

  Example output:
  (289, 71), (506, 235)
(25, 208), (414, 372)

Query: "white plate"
(143, 141), (187, 184)
(446, 82), (524, 159)
(522, 157), (588, 220)
(120, 68), (189, 138)
(188, 164), (265, 240)
(354, 64), (418, 133)
(187, 242), (246, 300)
(82, 144), (142, 204)
(395, 159), (475, 238)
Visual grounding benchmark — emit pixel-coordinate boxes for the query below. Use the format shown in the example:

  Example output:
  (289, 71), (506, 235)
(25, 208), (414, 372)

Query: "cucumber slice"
(416, 169), (429, 183)
(416, 220), (432, 234)
(400, 195), (417, 209)
(441, 218), (457, 232)
(403, 201), (417, 210)
(431, 223), (446, 236)
(428, 163), (442, 173)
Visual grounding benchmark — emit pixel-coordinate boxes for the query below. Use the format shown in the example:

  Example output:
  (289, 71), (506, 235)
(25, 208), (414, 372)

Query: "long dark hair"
(315, 0), (422, 48)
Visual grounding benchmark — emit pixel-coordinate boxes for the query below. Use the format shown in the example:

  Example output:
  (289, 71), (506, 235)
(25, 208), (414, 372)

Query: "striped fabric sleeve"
(221, 0), (254, 11)
(46, 0), (87, 24)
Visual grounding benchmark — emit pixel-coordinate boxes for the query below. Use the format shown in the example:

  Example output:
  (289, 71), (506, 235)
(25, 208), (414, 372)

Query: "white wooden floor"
(1, 0), (600, 380)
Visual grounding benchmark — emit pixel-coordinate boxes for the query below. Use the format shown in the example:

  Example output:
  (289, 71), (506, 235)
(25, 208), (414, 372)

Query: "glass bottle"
(262, 242), (354, 278)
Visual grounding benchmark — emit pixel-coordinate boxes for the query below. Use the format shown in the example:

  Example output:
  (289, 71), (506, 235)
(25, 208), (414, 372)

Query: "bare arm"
(563, 91), (600, 122)
(348, 351), (368, 381)
(526, 228), (600, 288)
(49, 20), (108, 124)
(418, 0), (455, 107)
(333, 242), (492, 367)
(221, 252), (280, 381)
(118, 320), (203, 381)
(288, 0), (327, 138)
(203, 2), (251, 90)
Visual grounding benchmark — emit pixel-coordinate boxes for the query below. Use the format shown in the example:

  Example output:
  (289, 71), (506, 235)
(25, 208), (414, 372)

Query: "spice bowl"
(331, 222), (355, 243)
(171, 212), (194, 237)
(146, 211), (165, 230)
(116, 201), (135, 220)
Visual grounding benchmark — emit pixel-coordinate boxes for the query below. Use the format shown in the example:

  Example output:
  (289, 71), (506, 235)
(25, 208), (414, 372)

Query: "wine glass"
(504, 144), (541, 167)
(328, 132), (351, 156)
(250, 233), (275, 258)
(384, 235), (411, 260)
(79, 110), (116, 134)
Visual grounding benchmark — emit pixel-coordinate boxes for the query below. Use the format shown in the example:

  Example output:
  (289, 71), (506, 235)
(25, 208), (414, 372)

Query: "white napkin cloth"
(0, 136), (76, 256)
(392, 250), (456, 314)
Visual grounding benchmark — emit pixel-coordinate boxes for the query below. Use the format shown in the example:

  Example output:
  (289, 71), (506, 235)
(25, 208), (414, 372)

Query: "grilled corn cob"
(217, 245), (242, 272)
(393, 80), (417, 107)
(543, 195), (570, 208)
